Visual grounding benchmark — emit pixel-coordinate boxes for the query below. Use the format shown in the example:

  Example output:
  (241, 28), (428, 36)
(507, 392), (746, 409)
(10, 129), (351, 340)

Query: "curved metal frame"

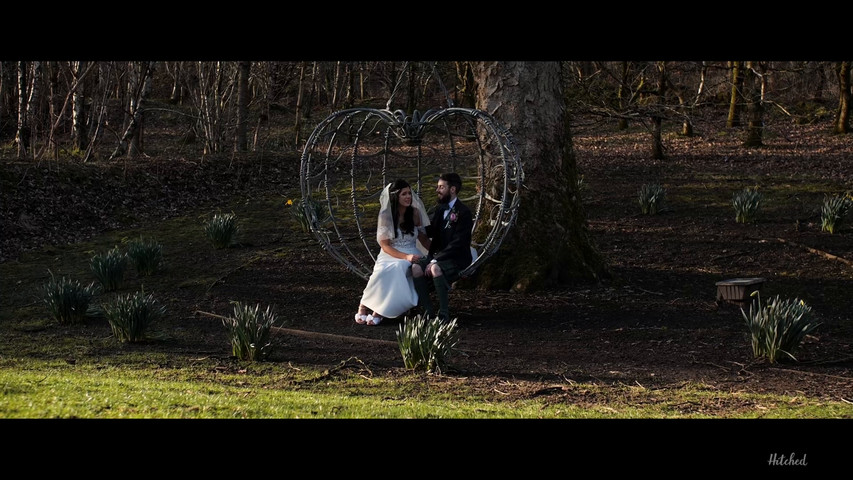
(299, 106), (523, 281)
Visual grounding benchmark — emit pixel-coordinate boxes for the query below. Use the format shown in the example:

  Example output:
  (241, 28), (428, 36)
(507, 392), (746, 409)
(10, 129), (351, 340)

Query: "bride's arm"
(379, 238), (420, 262)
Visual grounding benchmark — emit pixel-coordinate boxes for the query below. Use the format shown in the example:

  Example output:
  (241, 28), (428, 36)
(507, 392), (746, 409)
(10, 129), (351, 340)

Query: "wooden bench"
(715, 277), (766, 305)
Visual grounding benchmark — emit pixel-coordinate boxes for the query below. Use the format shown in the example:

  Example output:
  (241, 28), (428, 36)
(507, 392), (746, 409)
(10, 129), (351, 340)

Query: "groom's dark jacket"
(425, 198), (473, 270)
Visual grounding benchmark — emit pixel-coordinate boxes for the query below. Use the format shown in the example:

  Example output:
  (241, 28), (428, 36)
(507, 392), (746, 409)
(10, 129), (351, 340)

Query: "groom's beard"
(438, 192), (451, 204)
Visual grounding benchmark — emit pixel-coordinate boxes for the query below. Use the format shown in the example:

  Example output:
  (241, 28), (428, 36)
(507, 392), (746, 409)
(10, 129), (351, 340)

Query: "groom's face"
(436, 179), (452, 204)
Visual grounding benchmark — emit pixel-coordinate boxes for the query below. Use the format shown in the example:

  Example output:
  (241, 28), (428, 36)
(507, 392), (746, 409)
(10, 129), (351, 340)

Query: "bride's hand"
(407, 254), (420, 263)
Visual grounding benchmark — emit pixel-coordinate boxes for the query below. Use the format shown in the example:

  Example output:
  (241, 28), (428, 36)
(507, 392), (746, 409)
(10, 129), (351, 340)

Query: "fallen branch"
(776, 238), (853, 267)
(711, 251), (746, 262)
(205, 256), (262, 293)
(773, 367), (853, 382)
(637, 287), (664, 296)
(271, 327), (398, 346)
(194, 310), (398, 346)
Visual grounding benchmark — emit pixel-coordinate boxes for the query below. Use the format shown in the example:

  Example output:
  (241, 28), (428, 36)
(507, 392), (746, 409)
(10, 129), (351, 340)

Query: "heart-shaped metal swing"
(298, 63), (523, 281)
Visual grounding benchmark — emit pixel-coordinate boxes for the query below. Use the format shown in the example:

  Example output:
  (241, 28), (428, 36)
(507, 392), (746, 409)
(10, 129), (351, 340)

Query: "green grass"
(1, 359), (850, 418)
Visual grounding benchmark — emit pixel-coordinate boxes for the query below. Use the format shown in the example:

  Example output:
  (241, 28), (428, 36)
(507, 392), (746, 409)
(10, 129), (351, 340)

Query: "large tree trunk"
(835, 61), (850, 134)
(472, 61), (608, 292)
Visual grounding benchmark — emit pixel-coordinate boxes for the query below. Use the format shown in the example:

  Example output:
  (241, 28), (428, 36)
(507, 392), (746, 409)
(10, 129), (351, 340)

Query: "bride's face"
(398, 187), (412, 207)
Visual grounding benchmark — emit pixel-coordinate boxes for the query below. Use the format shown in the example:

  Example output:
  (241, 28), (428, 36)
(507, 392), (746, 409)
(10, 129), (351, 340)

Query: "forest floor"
(2, 112), (852, 421)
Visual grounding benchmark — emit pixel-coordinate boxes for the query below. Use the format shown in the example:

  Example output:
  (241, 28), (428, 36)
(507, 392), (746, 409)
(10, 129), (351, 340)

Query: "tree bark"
(472, 61), (608, 292)
(46, 62), (59, 159)
(25, 61), (43, 158)
(109, 62), (155, 160)
(651, 61), (666, 159)
(71, 61), (89, 152)
(743, 61), (764, 147)
(406, 62), (417, 114)
(0, 62), (14, 129)
(236, 61), (250, 152)
(617, 61), (630, 130)
(454, 61), (476, 108)
(726, 61), (743, 128)
(305, 61), (317, 120)
(15, 61), (29, 159)
(835, 61), (850, 134)
(167, 62), (185, 105)
(294, 61), (306, 148)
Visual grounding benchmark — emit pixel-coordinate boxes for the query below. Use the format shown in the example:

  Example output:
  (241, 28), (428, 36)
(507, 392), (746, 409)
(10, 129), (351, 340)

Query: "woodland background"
(1, 60), (850, 265)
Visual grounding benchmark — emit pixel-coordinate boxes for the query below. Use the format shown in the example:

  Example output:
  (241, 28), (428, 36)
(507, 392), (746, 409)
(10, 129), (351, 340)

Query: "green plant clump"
(222, 302), (278, 361)
(732, 187), (762, 224)
(396, 314), (459, 374)
(102, 290), (166, 343)
(638, 183), (666, 215)
(205, 213), (239, 249)
(289, 197), (327, 233)
(42, 271), (98, 325)
(820, 193), (852, 234)
(741, 292), (820, 363)
(127, 237), (163, 275)
(576, 175), (588, 194)
(90, 247), (128, 292)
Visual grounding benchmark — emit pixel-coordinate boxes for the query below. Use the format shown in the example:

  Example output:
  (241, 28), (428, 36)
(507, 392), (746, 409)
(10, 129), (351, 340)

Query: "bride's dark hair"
(389, 178), (415, 237)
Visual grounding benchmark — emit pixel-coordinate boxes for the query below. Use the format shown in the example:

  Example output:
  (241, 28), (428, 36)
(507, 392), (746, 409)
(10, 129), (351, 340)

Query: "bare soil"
(2, 115), (852, 414)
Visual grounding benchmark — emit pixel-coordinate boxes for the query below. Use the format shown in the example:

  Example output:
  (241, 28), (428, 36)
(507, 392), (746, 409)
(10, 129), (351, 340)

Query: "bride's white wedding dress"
(359, 227), (424, 319)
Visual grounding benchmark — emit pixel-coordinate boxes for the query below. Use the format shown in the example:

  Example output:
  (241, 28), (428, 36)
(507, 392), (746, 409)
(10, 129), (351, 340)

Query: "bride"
(355, 179), (431, 326)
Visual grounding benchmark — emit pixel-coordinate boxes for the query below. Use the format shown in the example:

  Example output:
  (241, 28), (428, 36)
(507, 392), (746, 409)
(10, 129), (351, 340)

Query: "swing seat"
(298, 63), (522, 282)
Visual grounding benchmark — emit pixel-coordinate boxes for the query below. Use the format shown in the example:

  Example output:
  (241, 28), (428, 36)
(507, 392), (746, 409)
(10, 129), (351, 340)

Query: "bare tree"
(25, 61), (44, 157)
(15, 61), (29, 159)
(743, 61), (765, 147)
(835, 61), (850, 134)
(454, 61), (476, 108)
(344, 62), (354, 108)
(305, 61), (317, 121)
(666, 61), (708, 137)
(185, 61), (240, 155)
(236, 61), (250, 152)
(651, 61), (667, 159)
(616, 61), (631, 130)
(0, 62), (16, 132)
(109, 61), (156, 160)
(294, 61), (306, 148)
(472, 61), (607, 291)
(166, 62), (187, 105)
(726, 61), (744, 128)
(70, 61), (89, 152)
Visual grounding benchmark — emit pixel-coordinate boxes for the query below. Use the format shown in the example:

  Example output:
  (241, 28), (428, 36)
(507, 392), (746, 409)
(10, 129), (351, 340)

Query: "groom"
(412, 172), (473, 322)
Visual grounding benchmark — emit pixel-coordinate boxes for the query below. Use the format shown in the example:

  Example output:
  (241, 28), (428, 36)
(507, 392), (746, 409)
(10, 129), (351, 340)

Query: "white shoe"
(365, 314), (382, 326)
(354, 313), (368, 324)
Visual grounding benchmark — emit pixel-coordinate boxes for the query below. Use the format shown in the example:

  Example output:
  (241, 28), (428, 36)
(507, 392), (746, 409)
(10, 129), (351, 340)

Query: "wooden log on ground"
(776, 238), (853, 267)
(195, 310), (397, 346)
